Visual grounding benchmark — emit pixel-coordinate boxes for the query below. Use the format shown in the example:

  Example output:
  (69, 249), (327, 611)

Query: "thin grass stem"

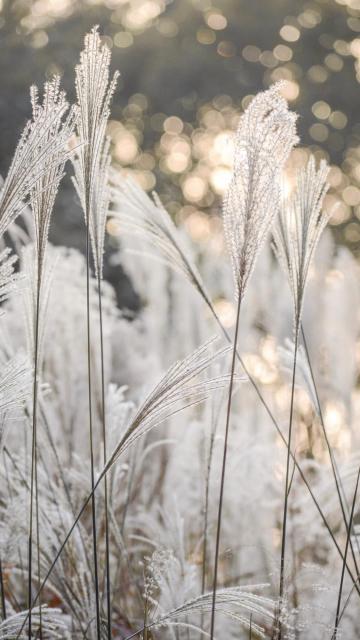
(0, 556), (6, 620)
(97, 275), (112, 638)
(28, 258), (42, 640)
(209, 293), (242, 639)
(278, 323), (299, 631)
(85, 213), (101, 640)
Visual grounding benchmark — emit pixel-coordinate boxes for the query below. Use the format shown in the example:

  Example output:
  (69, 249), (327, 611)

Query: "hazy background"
(0, 0), (359, 269)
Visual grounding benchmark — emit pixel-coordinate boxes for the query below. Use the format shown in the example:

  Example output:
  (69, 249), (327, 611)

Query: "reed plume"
(272, 156), (330, 634)
(73, 26), (119, 639)
(210, 83), (298, 639)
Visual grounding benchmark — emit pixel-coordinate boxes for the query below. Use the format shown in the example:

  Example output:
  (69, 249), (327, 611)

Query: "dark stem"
(332, 465), (360, 639)
(34, 430), (42, 639)
(86, 219), (101, 640)
(278, 322), (299, 637)
(201, 394), (223, 636)
(28, 256), (42, 640)
(97, 274), (112, 639)
(201, 431), (214, 596)
(0, 556), (6, 619)
(209, 292), (242, 639)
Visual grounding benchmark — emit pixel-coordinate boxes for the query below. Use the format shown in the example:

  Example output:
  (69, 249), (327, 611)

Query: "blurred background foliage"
(1, 0), (360, 258)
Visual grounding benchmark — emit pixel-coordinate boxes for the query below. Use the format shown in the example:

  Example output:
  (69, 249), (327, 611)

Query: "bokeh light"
(1, 0), (360, 255)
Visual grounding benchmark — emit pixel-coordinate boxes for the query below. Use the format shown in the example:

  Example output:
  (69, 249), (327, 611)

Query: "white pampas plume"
(223, 83), (298, 298)
(0, 77), (76, 241)
(273, 156), (330, 327)
(73, 27), (119, 636)
(73, 26), (119, 278)
(30, 76), (77, 266)
(272, 157), (329, 615)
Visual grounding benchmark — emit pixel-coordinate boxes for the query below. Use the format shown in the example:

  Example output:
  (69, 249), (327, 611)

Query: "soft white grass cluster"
(0, 26), (359, 640)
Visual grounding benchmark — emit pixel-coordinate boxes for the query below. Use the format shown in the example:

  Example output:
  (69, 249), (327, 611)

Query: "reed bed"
(0, 27), (359, 640)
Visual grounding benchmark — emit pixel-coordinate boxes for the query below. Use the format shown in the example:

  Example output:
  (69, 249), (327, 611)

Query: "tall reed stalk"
(0, 556), (6, 620)
(97, 275), (112, 633)
(26, 78), (76, 639)
(209, 293), (242, 638)
(27, 262), (41, 639)
(84, 216), (101, 639)
(209, 84), (298, 638)
(273, 158), (330, 637)
(73, 27), (119, 637)
(278, 320), (299, 630)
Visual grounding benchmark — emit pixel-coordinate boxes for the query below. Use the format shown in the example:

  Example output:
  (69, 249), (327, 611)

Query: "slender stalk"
(332, 465), (360, 639)
(201, 426), (216, 596)
(28, 258), (42, 640)
(97, 275), (112, 638)
(143, 589), (148, 640)
(0, 556), (6, 620)
(34, 428), (42, 639)
(200, 410), (219, 637)
(278, 322), (299, 637)
(210, 293), (242, 639)
(85, 217), (101, 640)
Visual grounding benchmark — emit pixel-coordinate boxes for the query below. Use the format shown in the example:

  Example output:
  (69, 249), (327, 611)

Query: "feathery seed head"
(273, 156), (330, 328)
(30, 77), (78, 265)
(0, 76), (76, 242)
(223, 83), (298, 299)
(73, 26), (119, 278)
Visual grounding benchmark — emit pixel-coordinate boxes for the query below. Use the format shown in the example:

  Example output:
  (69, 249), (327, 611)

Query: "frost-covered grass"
(0, 27), (359, 640)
